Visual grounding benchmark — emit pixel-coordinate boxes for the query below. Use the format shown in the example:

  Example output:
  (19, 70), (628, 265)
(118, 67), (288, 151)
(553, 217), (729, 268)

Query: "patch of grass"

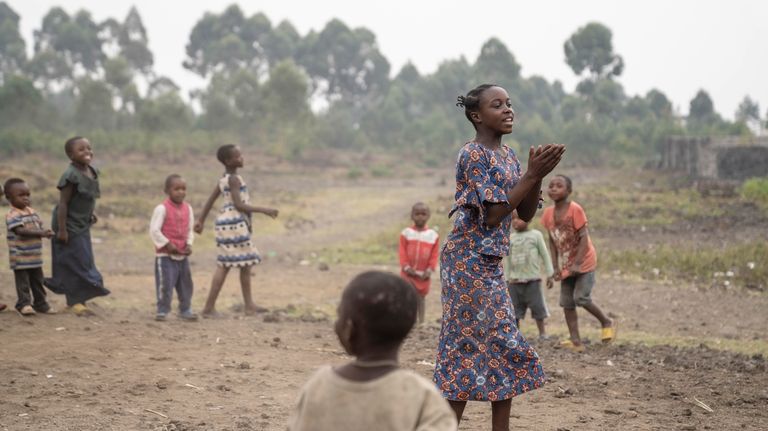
(741, 177), (768, 210)
(601, 241), (767, 291)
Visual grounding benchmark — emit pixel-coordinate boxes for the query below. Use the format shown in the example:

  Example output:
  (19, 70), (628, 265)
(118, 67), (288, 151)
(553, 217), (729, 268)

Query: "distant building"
(659, 136), (768, 181)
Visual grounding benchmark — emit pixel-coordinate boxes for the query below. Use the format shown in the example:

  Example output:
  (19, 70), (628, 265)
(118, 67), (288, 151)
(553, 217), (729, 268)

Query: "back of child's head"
(64, 136), (85, 156)
(216, 144), (237, 165)
(342, 271), (417, 347)
(164, 174), (183, 192)
(3, 177), (25, 198)
(456, 83), (498, 129)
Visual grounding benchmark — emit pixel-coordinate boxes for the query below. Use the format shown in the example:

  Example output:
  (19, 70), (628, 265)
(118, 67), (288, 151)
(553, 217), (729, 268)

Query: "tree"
(688, 89), (715, 122)
(184, 5), (276, 78)
(74, 78), (115, 129)
(299, 19), (390, 104)
(474, 38), (521, 82)
(645, 89), (672, 118)
(0, 75), (43, 127)
(118, 7), (153, 76)
(139, 77), (192, 132)
(0, 2), (26, 82)
(564, 22), (623, 80)
(735, 96), (760, 123)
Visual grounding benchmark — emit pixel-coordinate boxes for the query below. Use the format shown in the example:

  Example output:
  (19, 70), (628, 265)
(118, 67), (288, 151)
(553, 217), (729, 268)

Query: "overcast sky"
(12, 0), (767, 119)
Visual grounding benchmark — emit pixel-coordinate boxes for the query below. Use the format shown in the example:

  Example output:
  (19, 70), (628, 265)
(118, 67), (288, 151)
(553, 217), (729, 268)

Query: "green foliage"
(0, 2), (26, 81)
(741, 177), (768, 209)
(0, 6), (759, 165)
(564, 22), (623, 79)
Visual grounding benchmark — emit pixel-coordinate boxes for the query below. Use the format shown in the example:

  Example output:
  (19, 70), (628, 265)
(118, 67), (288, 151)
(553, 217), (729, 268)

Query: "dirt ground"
(0, 156), (767, 430)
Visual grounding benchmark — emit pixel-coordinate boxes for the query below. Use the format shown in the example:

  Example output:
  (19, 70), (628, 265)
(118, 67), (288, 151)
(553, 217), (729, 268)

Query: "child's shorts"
(507, 279), (549, 320)
(559, 271), (595, 309)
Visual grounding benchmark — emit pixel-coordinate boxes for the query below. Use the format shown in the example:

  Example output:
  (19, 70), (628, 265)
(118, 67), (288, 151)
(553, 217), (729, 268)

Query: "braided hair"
(456, 84), (497, 129)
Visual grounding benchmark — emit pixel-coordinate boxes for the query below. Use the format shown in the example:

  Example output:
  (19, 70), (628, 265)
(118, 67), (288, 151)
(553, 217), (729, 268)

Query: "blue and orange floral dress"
(434, 141), (546, 402)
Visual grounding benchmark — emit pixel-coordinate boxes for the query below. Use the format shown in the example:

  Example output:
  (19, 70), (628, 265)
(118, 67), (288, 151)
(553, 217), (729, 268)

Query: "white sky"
(11, 0), (768, 119)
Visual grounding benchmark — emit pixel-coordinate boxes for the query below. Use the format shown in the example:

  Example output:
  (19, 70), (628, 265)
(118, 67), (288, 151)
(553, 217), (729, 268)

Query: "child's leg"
(202, 265), (230, 314)
(155, 257), (178, 316)
(176, 258), (194, 314)
(447, 400), (466, 425)
(416, 293), (425, 324)
(535, 319), (546, 337)
(528, 280), (549, 337)
(241, 266), (266, 314)
(29, 268), (50, 312)
(563, 308), (580, 343)
(573, 272), (612, 327)
(560, 276), (581, 343)
(13, 269), (32, 311)
(491, 398), (512, 431)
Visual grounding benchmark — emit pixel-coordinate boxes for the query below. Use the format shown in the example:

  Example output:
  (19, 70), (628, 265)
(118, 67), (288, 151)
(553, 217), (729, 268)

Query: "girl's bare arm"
(228, 175), (278, 218)
(56, 184), (74, 243)
(194, 184), (221, 233)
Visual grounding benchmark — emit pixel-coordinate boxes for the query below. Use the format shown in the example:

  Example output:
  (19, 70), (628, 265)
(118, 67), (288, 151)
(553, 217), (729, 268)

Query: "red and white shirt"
(399, 225), (440, 296)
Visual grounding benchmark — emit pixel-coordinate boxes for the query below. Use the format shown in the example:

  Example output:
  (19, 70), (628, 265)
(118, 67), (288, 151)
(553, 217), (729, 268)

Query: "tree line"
(0, 3), (763, 161)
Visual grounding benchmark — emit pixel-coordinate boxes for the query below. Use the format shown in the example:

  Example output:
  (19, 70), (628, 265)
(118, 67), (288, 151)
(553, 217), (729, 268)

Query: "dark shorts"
(559, 271), (595, 309)
(507, 280), (549, 320)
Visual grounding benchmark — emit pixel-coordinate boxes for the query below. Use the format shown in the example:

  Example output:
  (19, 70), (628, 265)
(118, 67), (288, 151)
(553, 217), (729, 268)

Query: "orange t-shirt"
(540, 201), (596, 278)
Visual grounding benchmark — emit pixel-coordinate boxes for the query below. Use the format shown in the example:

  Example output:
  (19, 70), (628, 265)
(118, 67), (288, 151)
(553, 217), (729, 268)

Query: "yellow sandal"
(601, 320), (618, 344)
(559, 339), (586, 353)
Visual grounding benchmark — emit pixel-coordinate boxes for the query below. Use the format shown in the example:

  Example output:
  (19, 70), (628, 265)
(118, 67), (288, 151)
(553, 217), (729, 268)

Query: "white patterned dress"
(214, 174), (261, 267)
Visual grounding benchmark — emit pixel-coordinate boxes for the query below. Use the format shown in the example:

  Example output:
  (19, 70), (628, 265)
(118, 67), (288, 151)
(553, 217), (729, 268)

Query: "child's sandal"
(601, 320), (618, 344)
(559, 339), (586, 353)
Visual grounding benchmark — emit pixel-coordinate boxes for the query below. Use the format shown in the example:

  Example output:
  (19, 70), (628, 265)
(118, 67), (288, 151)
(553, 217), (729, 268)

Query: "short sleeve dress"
(45, 164), (110, 306)
(214, 174), (261, 267)
(434, 142), (546, 402)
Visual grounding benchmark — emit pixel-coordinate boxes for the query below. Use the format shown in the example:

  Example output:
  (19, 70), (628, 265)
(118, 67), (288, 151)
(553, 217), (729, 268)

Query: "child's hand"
(546, 277), (554, 289)
(567, 263), (581, 275)
(184, 245), (193, 256)
(42, 229), (54, 239)
(553, 270), (561, 281)
(421, 269), (432, 280)
(264, 208), (279, 219)
(404, 266), (416, 276)
(166, 242), (179, 254)
(90, 213), (98, 225)
(527, 144), (566, 180)
(194, 221), (203, 234)
(56, 230), (68, 244)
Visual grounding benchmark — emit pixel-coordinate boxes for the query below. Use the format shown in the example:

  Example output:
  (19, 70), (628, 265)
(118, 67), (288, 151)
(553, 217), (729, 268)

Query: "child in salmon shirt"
(541, 174), (616, 352)
(399, 202), (439, 324)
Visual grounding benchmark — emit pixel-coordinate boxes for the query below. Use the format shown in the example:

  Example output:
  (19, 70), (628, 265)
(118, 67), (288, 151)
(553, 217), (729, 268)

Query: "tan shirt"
(288, 366), (457, 431)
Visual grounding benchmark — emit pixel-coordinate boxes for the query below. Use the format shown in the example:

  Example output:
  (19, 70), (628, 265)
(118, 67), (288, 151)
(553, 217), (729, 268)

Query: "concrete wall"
(660, 136), (768, 180)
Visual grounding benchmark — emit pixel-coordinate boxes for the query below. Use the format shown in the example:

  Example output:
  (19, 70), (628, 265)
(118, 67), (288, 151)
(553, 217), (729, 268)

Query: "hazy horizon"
(13, 0), (768, 121)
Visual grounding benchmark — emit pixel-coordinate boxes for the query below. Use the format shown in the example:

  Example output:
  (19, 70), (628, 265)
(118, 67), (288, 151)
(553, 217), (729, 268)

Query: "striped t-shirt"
(6, 206), (44, 270)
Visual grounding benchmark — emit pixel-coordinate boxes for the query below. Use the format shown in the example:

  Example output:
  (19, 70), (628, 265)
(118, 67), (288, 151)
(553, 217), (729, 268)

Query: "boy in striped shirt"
(4, 178), (55, 315)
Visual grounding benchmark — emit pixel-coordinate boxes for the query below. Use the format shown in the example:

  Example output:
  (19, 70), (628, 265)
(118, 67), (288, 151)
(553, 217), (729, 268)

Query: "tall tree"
(299, 19), (390, 104)
(735, 95), (760, 123)
(118, 7), (153, 76)
(645, 89), (673, 118)
(474, 38), (521, 83)
(183, 5), (274, 78)
(0, 2), (26, 83)
(564, 22), (623, 80)
(688, 89), (715, 122)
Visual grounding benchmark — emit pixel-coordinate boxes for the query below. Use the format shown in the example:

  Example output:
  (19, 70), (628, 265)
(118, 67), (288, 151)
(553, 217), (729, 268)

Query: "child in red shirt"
(399, 202), (439, 324)
(541, 175), (616, 352)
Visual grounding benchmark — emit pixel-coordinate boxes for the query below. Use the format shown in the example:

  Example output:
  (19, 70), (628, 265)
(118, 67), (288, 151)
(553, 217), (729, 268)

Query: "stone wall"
(660, 136), (768, 180)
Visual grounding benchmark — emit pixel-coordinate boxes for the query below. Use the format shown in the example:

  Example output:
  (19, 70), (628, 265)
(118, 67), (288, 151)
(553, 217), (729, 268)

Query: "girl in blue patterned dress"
(194, 145), (279, 317)
(434, 84), (565, 430)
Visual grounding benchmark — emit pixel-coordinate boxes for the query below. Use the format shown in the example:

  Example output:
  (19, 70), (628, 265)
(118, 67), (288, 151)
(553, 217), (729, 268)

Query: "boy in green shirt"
(504, 210), (554, 339)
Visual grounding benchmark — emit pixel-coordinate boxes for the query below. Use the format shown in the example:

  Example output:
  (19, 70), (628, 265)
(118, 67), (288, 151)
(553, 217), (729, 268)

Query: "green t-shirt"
(503, 228), (555, 281)
(52, 164), (100, 235)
